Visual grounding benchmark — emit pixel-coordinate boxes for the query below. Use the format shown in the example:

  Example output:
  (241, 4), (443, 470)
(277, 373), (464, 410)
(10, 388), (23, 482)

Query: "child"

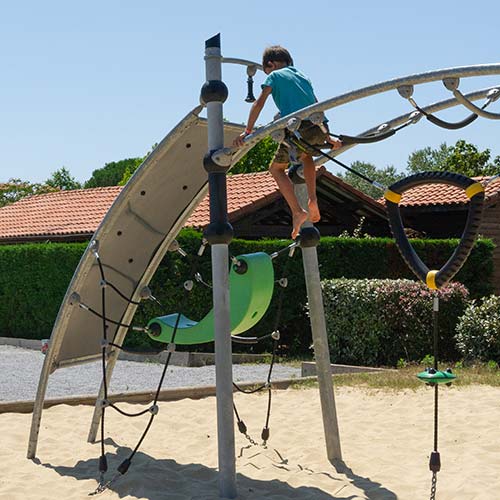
(233, 45), (342, 239)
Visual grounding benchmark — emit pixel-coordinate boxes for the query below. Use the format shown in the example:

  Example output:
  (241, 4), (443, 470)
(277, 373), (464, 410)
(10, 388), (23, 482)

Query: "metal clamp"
(397, 85), (414, 99)
(211, 148), (233, 167)
(443, 77), (460, 91)
(286, 117), (301, 133)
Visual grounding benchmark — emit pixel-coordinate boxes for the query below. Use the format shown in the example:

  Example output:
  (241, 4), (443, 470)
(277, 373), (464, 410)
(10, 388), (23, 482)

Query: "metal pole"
(202, 34), (237, 499)
(292, 169), (342, 462)
(27, 346), (54, 458)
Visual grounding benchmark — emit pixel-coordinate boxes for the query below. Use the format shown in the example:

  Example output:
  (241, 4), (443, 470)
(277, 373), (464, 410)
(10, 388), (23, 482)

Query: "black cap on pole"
(205, 33), (221, 49)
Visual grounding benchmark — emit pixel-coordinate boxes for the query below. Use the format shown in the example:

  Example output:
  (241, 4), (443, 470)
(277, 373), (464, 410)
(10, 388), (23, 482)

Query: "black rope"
(428, 297), (441, 500)
(90, 245), (202, 493)
(290, 136), (385, 191)
(104, 280), (142, 306)
(410, 95), (492, 131)
(80, 304), (136, 330)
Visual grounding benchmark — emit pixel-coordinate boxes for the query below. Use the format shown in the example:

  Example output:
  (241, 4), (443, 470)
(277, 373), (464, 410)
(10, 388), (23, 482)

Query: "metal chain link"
(429, 472), (437, 500)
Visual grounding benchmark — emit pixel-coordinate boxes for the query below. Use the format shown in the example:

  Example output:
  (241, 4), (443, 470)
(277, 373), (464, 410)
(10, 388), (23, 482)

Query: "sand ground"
(1, 385), (498, 499)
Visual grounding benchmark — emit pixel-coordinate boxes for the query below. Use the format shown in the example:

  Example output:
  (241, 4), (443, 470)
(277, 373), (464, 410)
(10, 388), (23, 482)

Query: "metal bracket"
(212, 148), (233, 167)
(308, 111), (326, 125)
(397, 85), (414, 99)
(270, 129), (286, 143)
(69, 292), (81, 306)
(409, 110), (423, 124)
(377, 123), (391, 133)
(286, 117), (301, 132)
(246, 64), (257, 77)
(487, 88), (500, 102)
(139, 286), (152, 300)
(443, 77), (460, 91)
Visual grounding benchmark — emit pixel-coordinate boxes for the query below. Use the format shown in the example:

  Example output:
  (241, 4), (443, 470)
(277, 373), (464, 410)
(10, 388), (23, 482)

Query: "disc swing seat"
(147, 252), (274, 345)
(384, 171), (485, 495)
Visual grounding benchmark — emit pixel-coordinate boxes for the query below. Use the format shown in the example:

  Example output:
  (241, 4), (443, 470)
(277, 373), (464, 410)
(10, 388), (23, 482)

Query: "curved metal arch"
(233, 63), (500, 163)
(313, 85), (500, 166)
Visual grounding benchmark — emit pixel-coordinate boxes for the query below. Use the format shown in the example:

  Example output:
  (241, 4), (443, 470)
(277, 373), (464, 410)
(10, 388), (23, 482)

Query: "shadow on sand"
(34, 438), (397, 499)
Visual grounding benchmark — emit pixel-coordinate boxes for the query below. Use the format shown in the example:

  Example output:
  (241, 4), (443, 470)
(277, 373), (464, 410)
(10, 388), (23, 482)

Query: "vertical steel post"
(291, 167), (342, 461)
(201, 34), (237, 499)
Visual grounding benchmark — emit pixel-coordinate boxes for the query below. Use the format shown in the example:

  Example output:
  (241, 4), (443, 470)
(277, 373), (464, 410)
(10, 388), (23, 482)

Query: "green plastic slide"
(147, 252), (274, 345)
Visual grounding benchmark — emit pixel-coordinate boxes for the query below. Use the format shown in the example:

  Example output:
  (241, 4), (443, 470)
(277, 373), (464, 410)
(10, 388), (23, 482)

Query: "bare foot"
(291, 209), (308, 239)
(308, 199), (321, 223)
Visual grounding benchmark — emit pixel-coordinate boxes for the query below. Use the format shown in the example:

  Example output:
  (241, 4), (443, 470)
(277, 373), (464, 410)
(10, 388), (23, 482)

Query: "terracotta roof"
(185, 171), (280, 227)
(0, 168), (384, 242)
(383, 176), (500, 208)
(0, 186), (122, 241)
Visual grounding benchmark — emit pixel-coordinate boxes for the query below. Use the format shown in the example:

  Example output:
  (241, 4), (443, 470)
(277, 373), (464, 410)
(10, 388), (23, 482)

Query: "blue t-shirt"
(262, 66), (316, 118)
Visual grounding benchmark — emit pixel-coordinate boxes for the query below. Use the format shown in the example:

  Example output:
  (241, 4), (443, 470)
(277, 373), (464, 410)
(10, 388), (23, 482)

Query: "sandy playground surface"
(0, 385), (499, 499)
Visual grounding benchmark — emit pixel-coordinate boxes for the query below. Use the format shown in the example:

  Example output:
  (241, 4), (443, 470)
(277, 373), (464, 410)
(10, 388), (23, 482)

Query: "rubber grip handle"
(385, 171), (484, 288)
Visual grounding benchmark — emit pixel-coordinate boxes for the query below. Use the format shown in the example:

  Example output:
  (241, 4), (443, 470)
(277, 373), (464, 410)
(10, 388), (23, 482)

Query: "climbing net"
(73, 236), (300, 494)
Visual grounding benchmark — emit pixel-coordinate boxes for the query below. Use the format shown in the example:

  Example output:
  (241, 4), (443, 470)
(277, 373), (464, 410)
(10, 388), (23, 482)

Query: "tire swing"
(384, 171), (485, 499)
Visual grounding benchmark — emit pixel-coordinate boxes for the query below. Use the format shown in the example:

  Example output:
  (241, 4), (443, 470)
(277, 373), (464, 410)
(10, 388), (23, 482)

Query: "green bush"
(0, 243), (86, 339)
(455, 295), (500, 362)
(322, 278), (470, 366)
(0, 232), (493, 359)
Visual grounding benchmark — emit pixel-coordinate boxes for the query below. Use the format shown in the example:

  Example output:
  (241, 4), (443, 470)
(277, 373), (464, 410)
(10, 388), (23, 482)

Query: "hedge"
(322, 278), (470, 366)
(455, 295), (500, 362)
(0, 230), (494, 356)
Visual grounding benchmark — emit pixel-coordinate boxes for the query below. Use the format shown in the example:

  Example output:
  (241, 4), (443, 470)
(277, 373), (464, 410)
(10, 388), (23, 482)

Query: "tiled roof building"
(0, 167), (389, 243)
(383, 176), (500, 292)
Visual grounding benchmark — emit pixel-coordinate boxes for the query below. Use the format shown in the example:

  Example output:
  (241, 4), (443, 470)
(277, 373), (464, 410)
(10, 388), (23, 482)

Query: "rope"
(407, 94), (493, 131)
(288, 136), (386, 191)
(89, 244), (202, 494)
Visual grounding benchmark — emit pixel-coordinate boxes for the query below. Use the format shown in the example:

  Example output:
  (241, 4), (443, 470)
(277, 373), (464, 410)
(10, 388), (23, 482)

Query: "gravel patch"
(0, 346), (301, 402)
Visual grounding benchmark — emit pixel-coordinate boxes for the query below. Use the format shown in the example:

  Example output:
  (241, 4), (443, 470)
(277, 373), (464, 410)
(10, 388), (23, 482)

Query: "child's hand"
(233, 131), (250, 147)
(328, 137), (343, 150)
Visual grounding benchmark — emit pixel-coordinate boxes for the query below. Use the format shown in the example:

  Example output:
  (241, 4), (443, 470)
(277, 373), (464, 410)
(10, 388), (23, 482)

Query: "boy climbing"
(233, 46), (342, 239)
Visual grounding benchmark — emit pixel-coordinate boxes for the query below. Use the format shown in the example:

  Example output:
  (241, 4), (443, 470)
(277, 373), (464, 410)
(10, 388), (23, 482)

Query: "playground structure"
(26, 34), (500, 499)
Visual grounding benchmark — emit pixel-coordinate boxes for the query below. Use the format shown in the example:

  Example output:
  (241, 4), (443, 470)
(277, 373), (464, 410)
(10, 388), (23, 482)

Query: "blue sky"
(1, 0), (499, 184)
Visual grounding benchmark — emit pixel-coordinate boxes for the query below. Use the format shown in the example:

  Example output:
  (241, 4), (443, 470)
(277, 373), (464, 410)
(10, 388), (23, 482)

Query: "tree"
(118, 144), (158, 186)
(46, 167), (81, 190)
(0, 179), (57, 207)
(407, 140), (500, 177)
(231, 136), (278, 174)
(84, 157), (143, 188)
(337, 161), (404, 198)
(406, 143), (452, 173)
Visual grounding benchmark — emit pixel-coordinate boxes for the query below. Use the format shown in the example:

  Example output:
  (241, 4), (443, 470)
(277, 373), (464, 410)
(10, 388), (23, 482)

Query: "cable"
(289, 136), (386, 192)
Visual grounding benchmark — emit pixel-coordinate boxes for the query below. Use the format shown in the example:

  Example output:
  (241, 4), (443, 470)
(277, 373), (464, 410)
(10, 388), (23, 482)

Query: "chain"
(89, 472), (120, 496)
(429, 472), (437, 500)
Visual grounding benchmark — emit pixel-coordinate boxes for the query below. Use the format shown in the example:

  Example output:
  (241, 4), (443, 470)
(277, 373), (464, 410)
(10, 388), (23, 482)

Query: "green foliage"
(420, 354), (435, 366)
(118, 144), (158, 185)
(337, 161), (405, 198)
(407, 140), (500, 177)
(406, 143), (452, 173)
(322, 278), (469, 366)
(0, 235), (493, 361)
(455, 295), (500, 362)
(84, 157), (143, 188)
(0, 178), (57, 207)
(231, 136), (278, 174)
(0, 243), (86, 338)
(46, 167), (82, 190)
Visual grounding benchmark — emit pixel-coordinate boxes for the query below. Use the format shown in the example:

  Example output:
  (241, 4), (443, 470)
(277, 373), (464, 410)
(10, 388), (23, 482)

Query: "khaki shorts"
(272, 120), (328, 164)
